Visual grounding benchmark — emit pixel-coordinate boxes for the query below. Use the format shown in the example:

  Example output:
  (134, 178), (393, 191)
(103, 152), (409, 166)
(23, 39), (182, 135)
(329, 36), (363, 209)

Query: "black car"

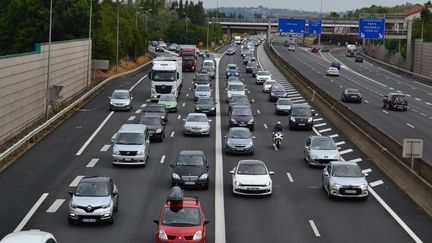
(228, 95), (251, 113)
(355, 56), (363, 63)
(246, 61), (258, 73)
(170, 150), (209, 189)
(269, 83), (288, 102)
(195, 97), (216, 116)
(289, 104), (314, 130)
(155, 44), (164, 52)
(341, 88), (362, 103)
(143, 104), (168, 124)
(194, 73), (211, 87)
(139, 114), (165, 142)
(229, 105), (255, 131)
(383, 93), (408, 111)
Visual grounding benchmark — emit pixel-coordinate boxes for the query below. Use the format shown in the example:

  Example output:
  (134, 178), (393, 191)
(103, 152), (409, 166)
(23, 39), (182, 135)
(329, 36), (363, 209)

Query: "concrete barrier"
(265, 43), (432, 216)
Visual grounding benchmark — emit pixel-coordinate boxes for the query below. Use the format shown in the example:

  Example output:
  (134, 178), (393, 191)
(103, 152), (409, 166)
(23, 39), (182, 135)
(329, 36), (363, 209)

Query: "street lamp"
(86, 0), (93, 91)
(135, 6), (143, 61)
(145, 9), (152, 33)
(45, 0), (53, 120)
(116, 0), (120, 74)
(206, 15), (209, 49)
(319, 0), (322, 46)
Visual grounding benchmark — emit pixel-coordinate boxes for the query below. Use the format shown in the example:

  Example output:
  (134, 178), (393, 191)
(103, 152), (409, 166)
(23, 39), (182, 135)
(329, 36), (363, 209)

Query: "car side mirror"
(229, 170), (235, 174)
(111, 133), (117, 143)
(269, 171), (274, 175)
(68, 190), (74, 196)
(252, 136), (256, 139)
(153, 220), (159, 225)
(148, 72), (152, 79)
(113, 188), (118, 196)
(363, 173), (369, 177)
(108, 96), (111, 99)
(323, 170), (329, 176)
(204, 220), (210, 225)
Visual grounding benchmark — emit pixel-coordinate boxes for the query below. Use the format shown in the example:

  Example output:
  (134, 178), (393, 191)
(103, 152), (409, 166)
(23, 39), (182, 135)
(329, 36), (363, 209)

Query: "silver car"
(112, 124), (150, 166)
(322, 161), (369, 199)
(225, 127), (254, 155)
(275, 98), (293, 115)
(226, 81), (246, 102)
(255, 70), (271, 84)
(183, 113), (211, 136)
(68, 176), (119, 224)
(304, 136), (341, 166)
(109, 89), (132, 111)
(194, 85), (212, 101)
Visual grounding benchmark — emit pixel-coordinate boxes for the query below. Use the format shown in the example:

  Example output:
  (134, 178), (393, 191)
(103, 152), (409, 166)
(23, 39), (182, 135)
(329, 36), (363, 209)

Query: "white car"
(202, 59), (215, 70)
(230, 160), (273, 196)
(0, 230), (56, 243)
(255, 70), (272, 84)
(263, 80), (278, 93)
(326, 67), (340, 76)
(288, 45), (295, 51)
(226, 81), (246, 102)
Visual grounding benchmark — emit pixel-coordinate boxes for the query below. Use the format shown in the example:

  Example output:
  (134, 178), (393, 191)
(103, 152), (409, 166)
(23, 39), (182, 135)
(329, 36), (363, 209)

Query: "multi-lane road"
(0, 42), (431, 243)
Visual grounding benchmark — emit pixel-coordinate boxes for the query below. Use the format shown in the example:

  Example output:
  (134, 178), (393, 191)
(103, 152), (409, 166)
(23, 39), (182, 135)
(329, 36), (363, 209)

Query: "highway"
(271, 36), (432, 164)
(0, 43), (431, 242)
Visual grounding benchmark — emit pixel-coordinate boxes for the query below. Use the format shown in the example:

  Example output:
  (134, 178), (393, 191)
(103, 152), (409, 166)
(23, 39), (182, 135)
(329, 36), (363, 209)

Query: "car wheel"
(68, 218), (76, 225)
(108, 216), (114, 225)
(114, 199), (119, 212)
(327, 185), (333, 199)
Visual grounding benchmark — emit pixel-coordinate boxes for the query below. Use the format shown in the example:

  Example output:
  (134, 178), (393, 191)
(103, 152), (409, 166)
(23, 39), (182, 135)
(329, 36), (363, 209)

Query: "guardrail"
(265, 43), (432, 216)
(0, 51), (157, 168)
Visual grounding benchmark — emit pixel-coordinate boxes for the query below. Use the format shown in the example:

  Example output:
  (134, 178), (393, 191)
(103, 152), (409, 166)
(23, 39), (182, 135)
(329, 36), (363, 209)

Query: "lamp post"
(135, 6), (143, 61)
(116, 0), (120, 74)
(45, 0), (53, 120)
(145, 9), (152, 33)
(319, 0), (322, 46)
(206, 15), (209, 49)
(86, 0), (92, 91)
(420, 20), (424, 75)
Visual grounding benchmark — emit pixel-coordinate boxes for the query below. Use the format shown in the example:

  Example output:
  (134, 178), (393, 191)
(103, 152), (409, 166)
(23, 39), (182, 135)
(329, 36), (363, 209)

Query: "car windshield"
(228, 84), (245, 91)
(196, 86), (210, 91)
(237, 163), (267, 175)
(115, 133), (145, 145)
(145, 106), (164, 113)
(227, 77), (240, 82)
(177, 155), (204, 166)
(272, 86), (285, 92)
(332, 164), (363, 178)
(187, 115), (208, 122)
(203, 62), (214, 67)
(232, 108), (252, 116)
(75, 182), (109, 197)
(311, 138), (337, 150)
(162, 207), (200, 227)
(291, 107), (311, 117)
(258, 71), (270, 76)
(152, 70), (176, 81)
(183, 55), (195, 60)
(159, 95), (176, 102)
(196, 75), (209, 81)
(141, 117), (160, 125)
(346, 89), (360, 94)
(231, 96), (249, 103)
(229, 130), (250, 139)
(197, 98), (213, 105)
(278, 99), (292, 105)
(202, 67), (213, 72)
(228, 66), (237, 70)
(247, 62), (257, 68)
(112, 92), (129, 99)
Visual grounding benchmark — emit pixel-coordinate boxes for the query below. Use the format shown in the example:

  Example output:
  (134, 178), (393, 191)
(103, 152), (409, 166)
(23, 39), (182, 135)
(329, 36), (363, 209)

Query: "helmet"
(277, 121), (281, 125)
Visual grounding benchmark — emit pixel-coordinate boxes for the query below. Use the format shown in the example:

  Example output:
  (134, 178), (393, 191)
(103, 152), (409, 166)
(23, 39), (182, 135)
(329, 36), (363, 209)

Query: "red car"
(154, 187), (209, 243)
(311, 46), (320, 53)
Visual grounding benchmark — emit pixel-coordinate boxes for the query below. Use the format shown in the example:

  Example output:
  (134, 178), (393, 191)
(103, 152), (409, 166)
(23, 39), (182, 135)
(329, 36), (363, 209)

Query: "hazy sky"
(198, 0), (426, 12)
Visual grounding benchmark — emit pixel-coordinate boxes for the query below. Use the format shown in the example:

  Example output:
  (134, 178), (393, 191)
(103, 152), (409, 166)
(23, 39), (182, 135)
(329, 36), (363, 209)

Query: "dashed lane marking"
(287, 94), (301, 98)
(329, 134), (339, 138)
(350, 158), (363, 163)
(100, 144), (111, 152)
(314, 118), (323, 122)
(309, 220), (321, 237)
(415, 98), (421, 101)
(314, 123), (327, 127)
(426, 102), (432, 106)
(364, 100), (370, 103)
(14, 193), (49, 232)
(406, 123), (415, 128)
(141, 103), (147, 108)
(186, 93), (189, 97)
(170, 131), (175, 137)
(69, 176), (85, 187)
(86, 158), (100, 168)
(370, 180), (384, 187)
(46, 199), (65, 213)
(292, 99), (306, 103)
(290, 96), (304, 100)
(160, 155), (166, 164)
(264, 124), (268, 129)
(182, 103), (186, 107)
(339, 149), (353, 155)
(382, 110), (389, 114)
(286, 172), (294, 182)
(146, 98), (151, 102)
(177, 115), (181, 119)
(335, 141), (345, 146)
(128, 116), (136, 121)
(362, 168), (372, 174)
(257, 110), (261, 114)
(318, 128), (332, 133)
(135, 109), (142, 114)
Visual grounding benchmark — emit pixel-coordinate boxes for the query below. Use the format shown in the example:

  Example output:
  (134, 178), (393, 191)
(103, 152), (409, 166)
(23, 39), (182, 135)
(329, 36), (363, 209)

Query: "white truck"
(234, 36), (242, 45)
(149, 56), (183, 101)
(346, 44), (357, 57)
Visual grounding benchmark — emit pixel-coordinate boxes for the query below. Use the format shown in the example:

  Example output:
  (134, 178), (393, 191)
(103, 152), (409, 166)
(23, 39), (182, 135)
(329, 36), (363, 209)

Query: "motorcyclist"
(272, 121), (284, 134)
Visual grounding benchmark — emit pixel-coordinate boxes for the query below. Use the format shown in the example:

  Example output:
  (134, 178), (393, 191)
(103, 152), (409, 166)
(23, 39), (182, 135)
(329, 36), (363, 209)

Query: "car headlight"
(290, 117), (296, 122)
(196, 107), (201, 110)
(193, 231), (203, 240)
(246, 141), (253, 147)
(102, 202), (111, 208)
(310, 154), (318, 159)
(331, 183), (341, 189)
(234, 180), (241, 186)
(230, 119), (237, 123)
(70, 201), (77, 209)
(211, 107), (215, 110)
(227, 93), (232, 97)
(137, 151), (144, 155)
(266, 180), (272, 186)
(158, 230), (168, 240)
(360, 184), (368, 190)
(109, 101), (113, 105)
(248, 119), (254, 124)
(172, 173), (181, 179)
(227, 141), (233, 146)
(184, 125), (191, 129)
(307, 117), (313, 123)
(199, 173), (208, 180)
(113, 150), (120, 155)
(155, 128), (162, 133)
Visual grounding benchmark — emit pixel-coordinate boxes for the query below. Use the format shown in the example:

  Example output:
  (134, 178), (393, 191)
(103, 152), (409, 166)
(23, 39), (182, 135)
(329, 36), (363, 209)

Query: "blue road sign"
(308, 19), (322, 34)
(359, 18), (385, 39)
(278, 18), (306, 33)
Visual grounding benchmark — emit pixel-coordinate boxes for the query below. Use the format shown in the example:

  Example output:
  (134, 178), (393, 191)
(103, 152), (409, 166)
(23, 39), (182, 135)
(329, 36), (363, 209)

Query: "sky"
(197, 0), (426, 12)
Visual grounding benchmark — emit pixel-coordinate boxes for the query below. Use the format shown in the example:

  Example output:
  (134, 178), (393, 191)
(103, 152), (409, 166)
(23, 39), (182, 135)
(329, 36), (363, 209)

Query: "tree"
(254, 13), (262, 19)
(329, 11), (339, 17)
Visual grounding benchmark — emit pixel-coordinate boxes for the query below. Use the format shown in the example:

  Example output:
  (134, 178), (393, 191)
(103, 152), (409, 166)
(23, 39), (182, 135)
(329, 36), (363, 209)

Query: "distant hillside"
(208, 6), (322, 19)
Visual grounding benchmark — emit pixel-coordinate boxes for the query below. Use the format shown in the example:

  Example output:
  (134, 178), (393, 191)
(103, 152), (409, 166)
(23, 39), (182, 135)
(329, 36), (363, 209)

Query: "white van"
(112, 124), (150, 166)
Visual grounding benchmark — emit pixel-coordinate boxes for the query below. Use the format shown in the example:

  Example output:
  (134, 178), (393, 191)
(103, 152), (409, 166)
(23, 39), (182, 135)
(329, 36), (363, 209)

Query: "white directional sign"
(402, 138), (424, 159)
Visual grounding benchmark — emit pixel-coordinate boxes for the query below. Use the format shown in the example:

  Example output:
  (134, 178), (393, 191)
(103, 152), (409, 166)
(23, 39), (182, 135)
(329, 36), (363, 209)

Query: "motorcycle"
(273, 132), (284, 149)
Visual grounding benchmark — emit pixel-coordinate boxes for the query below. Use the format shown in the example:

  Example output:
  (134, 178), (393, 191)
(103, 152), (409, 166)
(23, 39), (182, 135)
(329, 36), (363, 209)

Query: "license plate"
(184, 182), (195, 185)
(248, 187), (259, 191)
(345, 190), (356, 194)
(236, 148), (245, 151)
(82, 218), (96, 223)
(298, 123), (305, 126)
(124, 158), (132, 161)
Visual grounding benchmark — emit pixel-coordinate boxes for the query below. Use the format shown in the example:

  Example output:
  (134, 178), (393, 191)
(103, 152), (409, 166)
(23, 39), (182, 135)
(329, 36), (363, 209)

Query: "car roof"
(291, 104), (311, 108)
(80, 176), (110, 183)
(112, 89), (129, 94)
(330, 161), (359, 166)
(1, 230), (56, 243)
(231, 105), (251, 110)
(229, 127), (251, 132)
(187, 113), (207, 117)
(118, 124), (147, 133)
(141, 113), (161, 118)
(179, 150), (205, 156)
(238, 160), (265, 165)
(227, 81), (243, 85)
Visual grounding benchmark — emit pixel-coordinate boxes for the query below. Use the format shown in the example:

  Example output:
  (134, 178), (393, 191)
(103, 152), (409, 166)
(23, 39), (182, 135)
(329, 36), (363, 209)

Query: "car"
(170, 150), (209, 189)
(230, 160), (273, 196)
(225, 127), (254, 155)
(140, 114), (165, 142)
(204, 53), (215, 62)
(226, 64), (240, 77)
(194, 73), (211, 87)
(197, 49), (206, 57)
(243, 55), (255, 65)
(195, 97), (216, 116)
(321, 46), (329, 52)
(383, 93), (408, 111)
(322, 161), (369, 199)
(275, 98), (293, 115)
(151, 40), (159, 47)
(109, 89), (132, 111)
(68, 176), (119, 224)
(155, 44), (165, 52)
(111, 124), (150, 166)
(341, 88), (362, 103)
(143, 104), (168, 124)
(304, 135), (341, 166)
(251, 67), (263, 78)
(154, 187), (209, 243)
(255, 70), (271, 84)
(326, 67), (340, 76)
(226, 81), (246, 102)
(268, 83), (288, 102)
(284, 40), (290, 47)
(245, 61), (258, 73)
(0, 230), (57, 243)
(289, 104), (314, 130)
(263, 80), (278, 93)
(194, 85), (212, 101)
(158, 94), (177, 112)
(228, 94), (251, 113)
(202, 59), (215, 70)
(201, 66), (215, 79)
(158, 41), (167, 49)
(168, 43), (179, 52)
(226, 48), (236, 55)
(331, 62), (341, 70)
(227, 76), (241, 83)
(311, 46), (320, 52)
(183, 113), (211, 136)
(288, 45), (295, 51)
(229, 105), (255, 131)
(355, 56), (363, 63)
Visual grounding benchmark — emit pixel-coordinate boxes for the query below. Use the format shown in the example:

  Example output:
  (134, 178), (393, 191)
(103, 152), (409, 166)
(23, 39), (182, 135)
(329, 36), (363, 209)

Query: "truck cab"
(180, 48), (197, 72)
(149, 57), (183, 101)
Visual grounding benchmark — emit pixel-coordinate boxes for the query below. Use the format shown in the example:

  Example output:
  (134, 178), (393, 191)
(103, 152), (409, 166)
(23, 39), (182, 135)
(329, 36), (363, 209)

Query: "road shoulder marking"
(14, 193), (49, 232)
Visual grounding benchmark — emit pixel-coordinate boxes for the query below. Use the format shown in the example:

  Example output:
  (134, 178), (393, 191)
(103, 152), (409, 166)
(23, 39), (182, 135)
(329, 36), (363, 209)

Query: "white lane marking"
(350, 158), (363, 163)
(292, 99), (306, 103)
(339, 85), (343, 89)
(286, 172), (294, 182)
(160, 155), (166, 164)
(214, 57), (226, 243)
(86, 158), (100, 168)
(287, 94), (301, 97)
(141, 103), (147, 108)
(290, 96), (304, 100)
(135, 109), (142, 114)
(128, 116), (136, 121)
(329, 134), (339, 138)
(100, 144), (111, 152)
(314, 118), (323, 122)
(14, 193), (49, 232)
(382, 110), (389, 114)
(257, 110), (261, 114)
(339, 149), (353, 155)
(335, 141), (345, 146)
(426, 102), (432, 106)
(314, 123), (327, 127)
(264, 124), (268, 129)
(76, 111), (114, 155)
(318, 128), (332, 133)
(146, 98), (151, 102)
(177, 115), (181, 120)
(309, 220), (321, 237)
(364, 100), (370, 103)
(420, 113), (427, 117)
(406, 94), (412, 97)
(247, 90), (251, 94)
(170, 131), (175, 137)
(69, 176), (85, 187)
(414, 80), (432, 89)
(287, 89), (296, 92)
(370, 180), (384, 187)
(182, 102), (186, 107)
(389, 87), (394, 90)
(186, 93), (189, 97)
(406, 123), (415, 128)
(362, 168), (372, 173)
(129, 75), (147, 92)
(287, 91), (298, 94)
(46, 199), (65, 213)
(415, 98), (421, 101)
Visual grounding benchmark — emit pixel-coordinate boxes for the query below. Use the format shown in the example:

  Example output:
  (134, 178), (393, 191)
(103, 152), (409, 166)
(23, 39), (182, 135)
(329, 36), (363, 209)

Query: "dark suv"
(383, 93), (408, 111)
(289, 104), (314, 130)
(143, 104), (168, 124)
(170, 150), (209, 189)
(269, 83), (288, 102)
(140, 114), (165, 142)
